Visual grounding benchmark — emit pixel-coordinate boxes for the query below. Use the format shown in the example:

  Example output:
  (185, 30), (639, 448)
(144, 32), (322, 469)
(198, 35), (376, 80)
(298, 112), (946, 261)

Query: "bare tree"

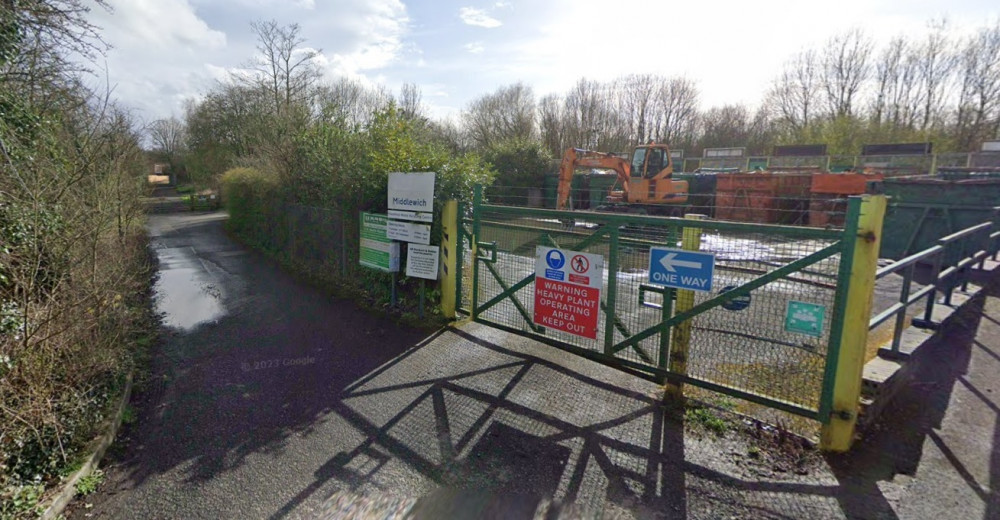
(765, 51), (820, 134)
(955, 21), (1000, 150)
(462, 82), (536, 149)
(538, 93), (564, 157)
(656, 77), (699, 145)
(148, 117), (186, 162)
(398, 82), (424, 121)
(697, 104), (753, 150)
(870, 37), (905, 127)
(821, 29), (873, 118)
(245, 20), (322, 116)
(316, 77), (392, 128)
(916, 19), (957, 131)
(617, 74), (661, 144)
(561, 78), (628, 151)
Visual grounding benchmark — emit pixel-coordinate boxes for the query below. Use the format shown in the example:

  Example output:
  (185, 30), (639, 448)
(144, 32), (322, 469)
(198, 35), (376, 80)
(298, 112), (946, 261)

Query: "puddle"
(154, 247), (225, 331)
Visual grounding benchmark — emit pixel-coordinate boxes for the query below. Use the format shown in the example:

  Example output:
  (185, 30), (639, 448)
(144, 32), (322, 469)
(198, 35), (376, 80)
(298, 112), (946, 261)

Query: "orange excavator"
(556, 143), (688, 214)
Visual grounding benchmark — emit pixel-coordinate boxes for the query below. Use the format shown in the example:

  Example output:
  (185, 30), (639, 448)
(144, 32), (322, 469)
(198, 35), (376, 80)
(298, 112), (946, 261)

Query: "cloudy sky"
(86, 0), (999, 124)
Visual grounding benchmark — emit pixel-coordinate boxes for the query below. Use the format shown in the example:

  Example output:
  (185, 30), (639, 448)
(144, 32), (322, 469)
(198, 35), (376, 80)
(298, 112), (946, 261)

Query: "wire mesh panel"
(468, 186), (849, 418)
(285, 204), (358, 278)
(683, 229), (839, 411)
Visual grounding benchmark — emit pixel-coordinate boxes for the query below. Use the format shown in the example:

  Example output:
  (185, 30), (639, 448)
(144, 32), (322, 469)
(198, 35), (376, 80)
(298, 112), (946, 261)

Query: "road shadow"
(826, 276), (1000, 519)
(263, 325), (690, 519)
(90, 215), (431, 499)
(87, 213), (1000, 519)
(270, 324), (909, 519)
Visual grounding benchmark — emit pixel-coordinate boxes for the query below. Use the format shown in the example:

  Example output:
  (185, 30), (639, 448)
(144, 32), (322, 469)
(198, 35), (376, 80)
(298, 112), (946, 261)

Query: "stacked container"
(714, 172), (813, 225)
(808, 173), (883, 227)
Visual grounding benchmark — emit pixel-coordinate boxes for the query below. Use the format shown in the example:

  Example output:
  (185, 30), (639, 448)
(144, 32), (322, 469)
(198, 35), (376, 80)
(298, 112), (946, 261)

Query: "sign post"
(384, 171), (438, 313)
(359, 212), (401, 307)
(406, 244), (440, 318)
(533, 247), (604, 339)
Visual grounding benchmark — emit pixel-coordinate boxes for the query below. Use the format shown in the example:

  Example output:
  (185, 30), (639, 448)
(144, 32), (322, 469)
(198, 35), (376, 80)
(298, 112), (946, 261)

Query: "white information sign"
(387, 219), (431, 245)
(406, 244), (440, 280)
(388, 172), (435, 221)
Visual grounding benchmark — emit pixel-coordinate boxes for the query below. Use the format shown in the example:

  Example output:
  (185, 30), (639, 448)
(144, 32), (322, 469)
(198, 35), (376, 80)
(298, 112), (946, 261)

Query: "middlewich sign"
(388, 172), (435, 223)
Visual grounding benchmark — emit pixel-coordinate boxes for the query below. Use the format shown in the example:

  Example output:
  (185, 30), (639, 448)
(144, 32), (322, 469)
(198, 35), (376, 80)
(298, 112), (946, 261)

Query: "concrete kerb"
(39, 372), (134, 520)
(858, 262), (999, 431)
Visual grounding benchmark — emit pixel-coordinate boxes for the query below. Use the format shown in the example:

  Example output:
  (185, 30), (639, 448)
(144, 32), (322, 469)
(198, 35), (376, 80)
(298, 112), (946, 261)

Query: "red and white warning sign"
(533, 246), (604, 339)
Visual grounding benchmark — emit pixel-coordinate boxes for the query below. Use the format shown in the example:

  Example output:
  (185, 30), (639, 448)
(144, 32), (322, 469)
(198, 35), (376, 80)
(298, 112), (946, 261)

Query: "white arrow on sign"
(660, 252), (702, 272)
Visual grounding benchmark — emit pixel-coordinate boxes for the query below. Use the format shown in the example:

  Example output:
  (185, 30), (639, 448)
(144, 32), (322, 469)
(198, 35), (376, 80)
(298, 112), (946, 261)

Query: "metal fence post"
(341, 215), (347, 277)
(456, 201), (465, 314)
(602, 226), (621, 355)
(471, 186), (483, 320)
(657, 228), (678, 383)
(979, 224), (993, 270)
(890, 264), (914, 355)
(440, 200), (459, 319)
(820, 194), (887, 452)
(288, 205), (296, 262)
(666, 214), (704, 400)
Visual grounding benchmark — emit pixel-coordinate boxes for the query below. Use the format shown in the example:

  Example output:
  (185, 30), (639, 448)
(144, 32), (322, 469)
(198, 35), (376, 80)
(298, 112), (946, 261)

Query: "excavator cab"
(624, 144), (688, 208)
(631, 145), (670, 179)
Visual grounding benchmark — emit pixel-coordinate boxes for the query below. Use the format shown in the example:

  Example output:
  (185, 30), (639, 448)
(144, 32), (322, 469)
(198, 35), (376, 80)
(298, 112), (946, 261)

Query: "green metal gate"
(457, 186), (862, 423)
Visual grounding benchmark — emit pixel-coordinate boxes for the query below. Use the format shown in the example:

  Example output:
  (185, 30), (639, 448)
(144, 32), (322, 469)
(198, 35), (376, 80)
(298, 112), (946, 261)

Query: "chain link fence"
(464, 186), (847, 416)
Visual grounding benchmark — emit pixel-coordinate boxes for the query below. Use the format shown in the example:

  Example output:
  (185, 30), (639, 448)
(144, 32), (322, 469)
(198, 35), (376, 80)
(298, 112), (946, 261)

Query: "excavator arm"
(556, 148), (632, 211)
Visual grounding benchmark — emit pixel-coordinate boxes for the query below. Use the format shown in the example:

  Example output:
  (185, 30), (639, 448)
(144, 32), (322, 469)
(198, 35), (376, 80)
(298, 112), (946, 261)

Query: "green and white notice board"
(785, 300), (826, 337)
(360, 212), (400, 272)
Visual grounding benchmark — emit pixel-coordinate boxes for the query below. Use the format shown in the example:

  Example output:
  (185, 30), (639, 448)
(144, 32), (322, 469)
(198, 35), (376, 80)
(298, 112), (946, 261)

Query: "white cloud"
(497, 0), (994, 111)
(85, 0), (227, 121)
(464, 42), (485, 54)
(495, 1), (511, 7)
(86, 0), (411, 121)
(459, 7), (502, 28)
(94, 0), (226, 51)
(317, 0), (409, 77)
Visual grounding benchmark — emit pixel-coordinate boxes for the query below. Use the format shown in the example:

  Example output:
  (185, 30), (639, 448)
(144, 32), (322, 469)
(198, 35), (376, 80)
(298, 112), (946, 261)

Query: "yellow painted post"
(666, 214), (705, 400)
(820, 194), (887, 452)
(439, 200), (459, 319)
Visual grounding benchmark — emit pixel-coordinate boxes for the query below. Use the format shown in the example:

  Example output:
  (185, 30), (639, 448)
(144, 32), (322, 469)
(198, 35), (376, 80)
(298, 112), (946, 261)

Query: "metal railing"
(870, 213), (1000, 358)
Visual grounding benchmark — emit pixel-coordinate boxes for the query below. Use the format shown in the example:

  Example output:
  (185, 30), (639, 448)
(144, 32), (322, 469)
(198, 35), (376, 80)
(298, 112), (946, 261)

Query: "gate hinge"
(857, 231), (877, 242)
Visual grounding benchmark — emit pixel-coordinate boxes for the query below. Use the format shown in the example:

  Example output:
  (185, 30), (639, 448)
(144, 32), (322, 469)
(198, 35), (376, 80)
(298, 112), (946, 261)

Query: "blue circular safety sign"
(719, 285), (751, 311)
(546, 249), (566, 270)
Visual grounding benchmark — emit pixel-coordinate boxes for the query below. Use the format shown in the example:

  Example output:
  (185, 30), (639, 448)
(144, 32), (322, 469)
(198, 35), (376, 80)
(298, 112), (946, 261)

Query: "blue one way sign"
(648, 248), (715, 292)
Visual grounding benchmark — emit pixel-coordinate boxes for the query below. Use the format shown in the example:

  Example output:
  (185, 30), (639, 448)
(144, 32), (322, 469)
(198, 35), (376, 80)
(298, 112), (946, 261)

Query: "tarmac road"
(67, 208), (1000, 519)
(68, 211), (429, 519)
(69, 211), (825, 519)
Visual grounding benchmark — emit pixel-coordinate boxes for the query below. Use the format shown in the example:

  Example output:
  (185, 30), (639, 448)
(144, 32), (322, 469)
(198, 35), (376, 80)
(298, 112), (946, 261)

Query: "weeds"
(0, 483), (44, 518)
(74, 470), (104, 496)
(121, 405), (137, 426)
(684, 405), (729, 435)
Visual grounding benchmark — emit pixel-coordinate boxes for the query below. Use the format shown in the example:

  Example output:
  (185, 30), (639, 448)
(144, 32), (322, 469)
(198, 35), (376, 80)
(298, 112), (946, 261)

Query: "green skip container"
(881, 177), (1000, 261)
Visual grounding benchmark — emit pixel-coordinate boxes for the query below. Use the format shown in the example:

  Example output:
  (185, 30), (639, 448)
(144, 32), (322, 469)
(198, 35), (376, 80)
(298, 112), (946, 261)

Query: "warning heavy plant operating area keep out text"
(533, 247), (604, 339)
